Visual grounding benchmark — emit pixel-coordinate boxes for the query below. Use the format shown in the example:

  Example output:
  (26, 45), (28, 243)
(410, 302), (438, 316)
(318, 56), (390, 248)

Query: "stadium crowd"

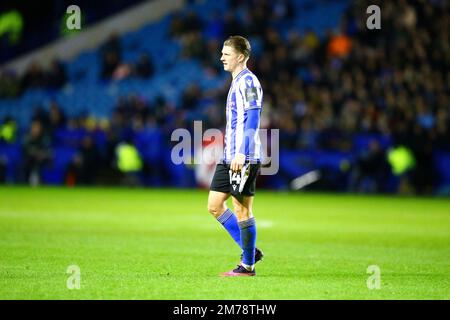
(169, 0), (449, 193)
(0, 0), (448, 194)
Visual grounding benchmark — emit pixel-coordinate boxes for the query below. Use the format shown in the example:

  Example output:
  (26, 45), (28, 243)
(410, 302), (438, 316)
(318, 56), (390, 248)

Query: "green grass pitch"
(0, 186), (449, 299)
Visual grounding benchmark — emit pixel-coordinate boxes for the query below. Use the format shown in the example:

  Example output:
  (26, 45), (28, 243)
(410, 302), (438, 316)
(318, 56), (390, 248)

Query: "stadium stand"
(0, 0), (449, 195)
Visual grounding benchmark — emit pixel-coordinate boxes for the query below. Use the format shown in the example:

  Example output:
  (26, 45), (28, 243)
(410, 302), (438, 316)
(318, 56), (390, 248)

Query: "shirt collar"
(233, 68), (249, 83)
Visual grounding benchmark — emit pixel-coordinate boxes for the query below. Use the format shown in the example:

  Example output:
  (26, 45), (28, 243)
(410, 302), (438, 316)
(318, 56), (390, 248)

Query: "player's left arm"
(238, 108), (260, 156)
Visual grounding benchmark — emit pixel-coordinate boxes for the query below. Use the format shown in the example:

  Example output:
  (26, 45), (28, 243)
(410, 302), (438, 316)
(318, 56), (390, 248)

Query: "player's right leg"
(208, 190), (243, 249)
(207, 190), (230, 219)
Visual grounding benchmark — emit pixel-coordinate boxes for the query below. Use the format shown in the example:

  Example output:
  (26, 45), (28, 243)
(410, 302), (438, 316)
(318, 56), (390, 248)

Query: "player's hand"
(230, 153), (246, 172)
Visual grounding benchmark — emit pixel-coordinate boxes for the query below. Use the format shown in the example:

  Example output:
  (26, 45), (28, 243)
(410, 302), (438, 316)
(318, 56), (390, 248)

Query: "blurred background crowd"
(0, 0), (449, 195)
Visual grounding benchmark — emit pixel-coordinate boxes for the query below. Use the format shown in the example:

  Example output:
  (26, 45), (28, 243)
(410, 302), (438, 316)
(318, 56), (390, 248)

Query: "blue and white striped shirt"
(223, 68), (263, 163)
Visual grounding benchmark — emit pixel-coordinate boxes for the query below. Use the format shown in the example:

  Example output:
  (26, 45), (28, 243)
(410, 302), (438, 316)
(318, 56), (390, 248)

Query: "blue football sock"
(217, 209), (241, 248)
(239, 217), (256, 266)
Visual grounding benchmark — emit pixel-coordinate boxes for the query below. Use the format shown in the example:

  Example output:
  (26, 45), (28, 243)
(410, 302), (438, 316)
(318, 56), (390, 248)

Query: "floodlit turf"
(0, 186), (449, 299)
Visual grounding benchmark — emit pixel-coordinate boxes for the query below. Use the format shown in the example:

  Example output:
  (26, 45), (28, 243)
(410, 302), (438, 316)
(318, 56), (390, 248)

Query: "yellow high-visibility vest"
(116, 143), (143, 172)
(387, 146), (416, 176)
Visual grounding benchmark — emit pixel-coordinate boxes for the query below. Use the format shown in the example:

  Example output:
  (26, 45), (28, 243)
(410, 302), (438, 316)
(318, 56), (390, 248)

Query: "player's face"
(220, 45), (241, 73)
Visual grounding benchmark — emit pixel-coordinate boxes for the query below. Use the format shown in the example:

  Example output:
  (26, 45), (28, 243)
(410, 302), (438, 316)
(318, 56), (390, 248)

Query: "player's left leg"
(221, 195), (258, 276)
(221, 163), (262, 276)
(232, 195), (257, 269)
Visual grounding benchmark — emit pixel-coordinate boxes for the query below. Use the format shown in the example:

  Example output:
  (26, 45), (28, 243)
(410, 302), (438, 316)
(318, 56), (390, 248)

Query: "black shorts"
(210, 163), (261, 197)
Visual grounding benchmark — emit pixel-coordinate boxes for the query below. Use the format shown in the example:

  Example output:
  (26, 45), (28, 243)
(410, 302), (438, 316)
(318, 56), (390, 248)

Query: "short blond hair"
(224, 35), (251, 59)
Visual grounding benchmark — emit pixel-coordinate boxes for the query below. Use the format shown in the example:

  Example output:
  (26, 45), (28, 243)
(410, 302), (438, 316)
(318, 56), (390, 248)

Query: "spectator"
(181, 31), (207, 60)
(101, 51), (120, 79)
(135, 53), (154, 78)
(22, 62), (46, 89)
(66, 135), (99, 186)
(101, 33), (122, 61)
(22, 120), (52, 186)
(46, 59), (67, 89)
(48, 101), (67, 134)
(0, 70), (21, 98)
(328, 32), (352, 58)
(350, 140), (389, 193)
(183, 10), (202, 33)
(181, 84), (201, 111)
